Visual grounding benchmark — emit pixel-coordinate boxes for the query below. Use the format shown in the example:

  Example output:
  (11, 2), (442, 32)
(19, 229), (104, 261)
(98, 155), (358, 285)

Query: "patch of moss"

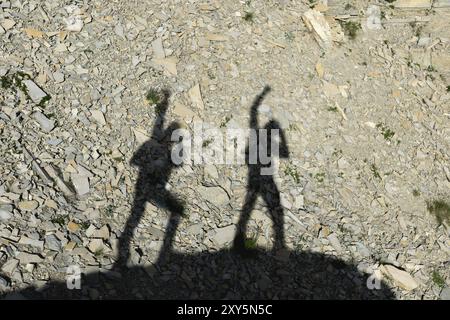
(370, 164), (381, 180)
(340, 21), (361, 40)
(202, 138), (213, 148)
(376, 123), (395, 141)
(244, 237), (258, 250)
(37, 94), (51, 108)
(427, 199), (450, 226)
(315, 172), (325, 183)
(1, 71), (33, 101)
(145, 88), (160, 105)
(79, 221), (91, 230)
(243, 12), (254, 22)
(51, 214), (68, 226)
(431, 270), (446, 288)
(284, 165), (300, 184)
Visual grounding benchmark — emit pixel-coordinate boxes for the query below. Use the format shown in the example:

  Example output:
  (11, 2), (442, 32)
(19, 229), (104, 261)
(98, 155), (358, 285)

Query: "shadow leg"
(116, 178), (147, 268)
(263, 180), (285, 251)
(156, 190), (185, 263)
(233, 188), (258, 252)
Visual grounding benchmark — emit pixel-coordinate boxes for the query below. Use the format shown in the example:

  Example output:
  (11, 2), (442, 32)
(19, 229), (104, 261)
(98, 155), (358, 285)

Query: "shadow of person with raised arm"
(3, 86), (395, 300)
(233, 86), (289, 255)
(115, 89), (184, 269)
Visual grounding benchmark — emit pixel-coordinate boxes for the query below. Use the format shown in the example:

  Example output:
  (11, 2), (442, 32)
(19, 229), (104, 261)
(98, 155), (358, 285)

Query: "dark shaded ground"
(1, 87), (395, 300)
(4, 248), (394, 299)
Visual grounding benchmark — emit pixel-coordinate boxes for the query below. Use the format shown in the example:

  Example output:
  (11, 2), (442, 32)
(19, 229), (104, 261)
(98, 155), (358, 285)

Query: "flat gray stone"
(0, 207), (12, 222)
(152, 37), (165, 59)
(45, 234), (62, 251)
(211, 225), (236, 246)
(17, 252), (44, 264)
(53, 71), (64, 83)
(33, 112), (55, 132)
(327, 233), (343, 252)
(23, 80), (47, 103)
(198, 186), (229, 207)
(1, 258), (19, 274)
(440, 287), (450, 300)
(0, 275), (9, 288)
(71, 174), (90, 196)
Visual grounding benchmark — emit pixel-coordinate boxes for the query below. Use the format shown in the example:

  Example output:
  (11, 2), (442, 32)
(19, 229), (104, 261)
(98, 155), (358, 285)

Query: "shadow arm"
(249, 86), (271, 129)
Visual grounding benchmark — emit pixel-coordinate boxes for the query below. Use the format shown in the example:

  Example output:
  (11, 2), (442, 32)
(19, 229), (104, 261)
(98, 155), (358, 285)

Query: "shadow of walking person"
(234, 86), (289, 255)
(115, 89), (184, 269)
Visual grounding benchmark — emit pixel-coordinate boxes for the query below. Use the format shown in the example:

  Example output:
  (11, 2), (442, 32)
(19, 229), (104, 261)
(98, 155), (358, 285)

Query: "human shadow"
(116, 89), (184, 268)
(0, 87), (395, 300)
(233, 86), (289, 255)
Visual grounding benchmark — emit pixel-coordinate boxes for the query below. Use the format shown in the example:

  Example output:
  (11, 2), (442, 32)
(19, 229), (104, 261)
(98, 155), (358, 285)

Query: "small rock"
(206, 33), (229, 42)
(85, 224), (96, 237)
(17, 252), (44, 264)
(293, 195), (304, 209)
(53, 71), (64, 83)
(65, 241), (76, 251)
(173, 101), (196, 120)
(54, 43), (67, 53)
(114, 24), (124, 37)
(204, 164), (219, 180)
(280, 193), (292, 209)
(315, 62), (324, 78)
(440, 287), (450, 300)
(435, 0), (450, 7)
(189, 84), (204, 110)
(327, 233), (343, 252)
(152, 37), (165, 59)
(92, 225), (109, 240)
(322, 81), (340, 98)
(1, 19), (15, 30)
(23, 28), (44, 38)
(18, 200), (39, 211)
(1, 259), (19, 274)
(211, 225), (236, 246)
(65, 6), (84, 32)
(417, 37), (431, 47)
(45, 234), (62, 251)
(395, 0), (432, 9)
(33, 112), (55, 132)
(71, 174), (90, 196)
(302, 9), (332, 48)
(23, 80), (48, 103)
(381, 265), (419, 291)
(90, 110), (106, 126)
(148, 226), (165, 239)
(356, 242), (371, 257)
(0, 275), (9, 288)
(0, 207), (12, 222)
(152, 57), (177, 75)
(0, 1), (11, 9)
(67, 221), (80, 233)
(133, 128), (150, 145)
(198, 186), (229, 207)
(88, 239), (104, 253)
(89, 288), (100, 300)
(187, 223), (203, 235)
(18, 236), (44, 250)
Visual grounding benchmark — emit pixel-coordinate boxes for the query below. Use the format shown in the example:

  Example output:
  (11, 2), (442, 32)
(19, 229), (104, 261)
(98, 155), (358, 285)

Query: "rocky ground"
(0, 0), (449, 300)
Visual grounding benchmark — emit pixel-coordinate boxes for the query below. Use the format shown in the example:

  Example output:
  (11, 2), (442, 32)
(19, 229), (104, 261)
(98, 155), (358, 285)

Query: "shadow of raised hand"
(116, 89), (184, 269)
